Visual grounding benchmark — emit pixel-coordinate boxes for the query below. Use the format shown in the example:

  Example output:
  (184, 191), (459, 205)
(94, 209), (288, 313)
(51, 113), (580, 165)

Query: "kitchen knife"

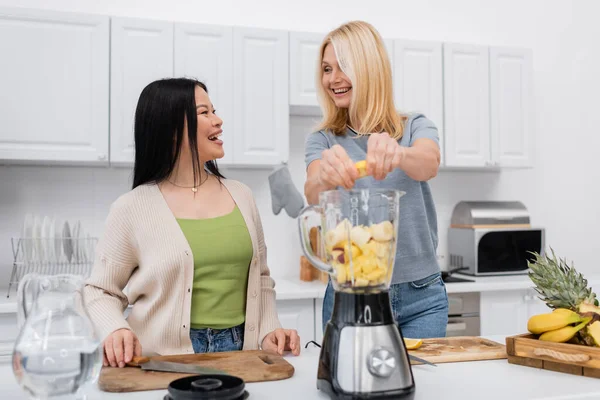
(127, 356), (229, 375)
(408, 353), (437, 367)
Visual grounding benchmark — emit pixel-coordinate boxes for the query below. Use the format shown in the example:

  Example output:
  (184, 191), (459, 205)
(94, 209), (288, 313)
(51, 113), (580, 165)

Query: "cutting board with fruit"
(406, 337), (507, 364)
(506, 249), (600, 378)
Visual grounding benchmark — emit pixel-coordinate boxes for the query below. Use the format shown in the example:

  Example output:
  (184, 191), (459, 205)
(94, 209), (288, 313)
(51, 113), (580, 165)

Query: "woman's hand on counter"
(261, 328), (301, 356)
(103, 328), (142, 368)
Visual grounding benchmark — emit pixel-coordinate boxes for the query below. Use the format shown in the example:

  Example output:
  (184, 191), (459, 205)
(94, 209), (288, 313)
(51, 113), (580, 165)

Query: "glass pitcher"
(12, 273), (103, 400)
(298, 189), (404, 293)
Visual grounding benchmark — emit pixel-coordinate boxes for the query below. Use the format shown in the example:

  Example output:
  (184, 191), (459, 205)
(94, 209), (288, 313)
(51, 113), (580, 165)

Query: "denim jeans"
(189, 323), (244, 353)
(322, 272), (449, 338)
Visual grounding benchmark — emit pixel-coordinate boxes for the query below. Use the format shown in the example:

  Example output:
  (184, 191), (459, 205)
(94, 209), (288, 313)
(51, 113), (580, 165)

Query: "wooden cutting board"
(408, 336), (507, 364)
(98, 350), (294, 393)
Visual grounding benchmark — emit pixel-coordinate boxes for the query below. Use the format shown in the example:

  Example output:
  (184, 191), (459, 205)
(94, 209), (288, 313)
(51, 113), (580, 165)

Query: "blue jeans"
(189, 324), (244, 353)
(322, 272), (449, 338)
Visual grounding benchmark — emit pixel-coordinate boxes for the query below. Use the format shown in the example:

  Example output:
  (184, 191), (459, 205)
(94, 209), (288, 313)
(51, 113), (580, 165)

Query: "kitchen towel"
(268, 165), (304, 218)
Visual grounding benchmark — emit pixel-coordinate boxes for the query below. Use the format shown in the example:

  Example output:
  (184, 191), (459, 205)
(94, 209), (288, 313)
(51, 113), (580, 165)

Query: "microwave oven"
(447, 201), (545, 276)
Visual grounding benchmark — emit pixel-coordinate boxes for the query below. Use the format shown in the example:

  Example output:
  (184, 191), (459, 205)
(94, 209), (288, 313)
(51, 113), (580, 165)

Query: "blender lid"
(164, 374), (249, 400)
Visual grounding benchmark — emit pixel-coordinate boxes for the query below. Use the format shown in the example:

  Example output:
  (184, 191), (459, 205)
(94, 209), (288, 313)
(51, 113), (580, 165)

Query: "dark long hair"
(132, 78), (225, 189)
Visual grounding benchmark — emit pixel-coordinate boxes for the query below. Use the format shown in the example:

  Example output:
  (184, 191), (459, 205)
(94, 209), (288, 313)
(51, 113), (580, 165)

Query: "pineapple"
(527, 248), (600, 346)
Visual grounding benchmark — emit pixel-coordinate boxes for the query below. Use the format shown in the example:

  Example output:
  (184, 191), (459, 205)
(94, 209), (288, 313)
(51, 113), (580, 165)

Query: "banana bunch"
(527, 308), (592, 343)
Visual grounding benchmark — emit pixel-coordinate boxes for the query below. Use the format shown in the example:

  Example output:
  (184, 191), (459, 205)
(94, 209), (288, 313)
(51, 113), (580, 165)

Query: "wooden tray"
(408, 336), (507, 364)
(506, 333), (600, 378)
(98, 350), (295, 393)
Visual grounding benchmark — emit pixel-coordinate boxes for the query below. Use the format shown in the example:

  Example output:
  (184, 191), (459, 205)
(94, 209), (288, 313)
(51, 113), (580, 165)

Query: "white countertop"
(2, 335), (600, 400)
(2, 274), (599, 313)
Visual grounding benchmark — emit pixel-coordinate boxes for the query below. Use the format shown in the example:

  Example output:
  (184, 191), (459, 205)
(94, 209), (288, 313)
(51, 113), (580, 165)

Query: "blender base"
(317, 378), (415, 400)
(316, 290), (416, 400)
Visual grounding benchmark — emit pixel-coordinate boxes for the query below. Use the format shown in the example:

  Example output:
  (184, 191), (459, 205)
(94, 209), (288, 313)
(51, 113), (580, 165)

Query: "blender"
(298, 188), (414, 400)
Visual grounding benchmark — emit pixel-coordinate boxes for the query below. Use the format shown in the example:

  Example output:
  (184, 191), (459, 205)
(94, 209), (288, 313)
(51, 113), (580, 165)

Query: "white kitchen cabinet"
(443, 43), (491, 167)
(0, 8), (109, 164)
(175, 23), (234, 164)
(276, 299), (315, 346)
(289, 31), (323, 113)
(480, 289), (548, 337)
(110, 17), (174, 165)
(233, 27), (289, 166)
(480, 290), (529, 336)
(393, 40), (444, 163)
(490, 47), (534, 168)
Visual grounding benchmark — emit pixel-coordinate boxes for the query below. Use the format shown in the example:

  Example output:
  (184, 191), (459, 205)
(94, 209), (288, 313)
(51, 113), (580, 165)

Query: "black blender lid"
(164, 374), (249, 400)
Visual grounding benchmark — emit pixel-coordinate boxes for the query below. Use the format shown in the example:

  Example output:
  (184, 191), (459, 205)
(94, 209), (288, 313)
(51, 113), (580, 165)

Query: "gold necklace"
(168, 175), (208, 193)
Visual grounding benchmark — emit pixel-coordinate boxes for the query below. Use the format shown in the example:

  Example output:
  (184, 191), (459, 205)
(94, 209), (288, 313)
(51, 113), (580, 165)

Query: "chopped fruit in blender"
(350, 225), (371, 248)
(370, 220), (394, 241)
(325, 219), (395, 288)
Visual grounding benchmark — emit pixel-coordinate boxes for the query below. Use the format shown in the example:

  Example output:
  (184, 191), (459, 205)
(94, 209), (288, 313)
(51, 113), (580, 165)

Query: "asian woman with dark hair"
(83, 78), (300, 369)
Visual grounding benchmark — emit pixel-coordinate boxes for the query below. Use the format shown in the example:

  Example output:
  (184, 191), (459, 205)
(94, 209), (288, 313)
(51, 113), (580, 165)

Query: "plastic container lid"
(165, 374), (248, 400)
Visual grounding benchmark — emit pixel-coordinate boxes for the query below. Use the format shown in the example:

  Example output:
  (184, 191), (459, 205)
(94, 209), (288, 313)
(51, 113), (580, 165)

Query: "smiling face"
(321, 43), (353, 109)
(188, 85), (224, 162)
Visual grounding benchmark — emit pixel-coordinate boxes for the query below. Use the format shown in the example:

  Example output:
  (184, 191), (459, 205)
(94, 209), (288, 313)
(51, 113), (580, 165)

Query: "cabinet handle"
(98, 154), (107, 161)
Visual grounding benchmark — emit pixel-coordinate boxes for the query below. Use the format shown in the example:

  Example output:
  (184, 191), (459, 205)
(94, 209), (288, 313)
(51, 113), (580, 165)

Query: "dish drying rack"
(7, 236), (98, 298)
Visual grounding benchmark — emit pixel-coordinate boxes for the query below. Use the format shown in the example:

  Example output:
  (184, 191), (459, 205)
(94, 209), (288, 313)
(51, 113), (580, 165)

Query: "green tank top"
(177, 205), (253, 329)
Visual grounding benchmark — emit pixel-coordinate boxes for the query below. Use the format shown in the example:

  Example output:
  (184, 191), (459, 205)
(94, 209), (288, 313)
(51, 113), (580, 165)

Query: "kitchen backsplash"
(0, 115), (510, 289)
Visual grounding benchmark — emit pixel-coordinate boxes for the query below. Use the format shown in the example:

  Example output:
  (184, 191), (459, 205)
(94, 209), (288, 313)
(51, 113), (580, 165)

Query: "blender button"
(367, 348), (396, 378)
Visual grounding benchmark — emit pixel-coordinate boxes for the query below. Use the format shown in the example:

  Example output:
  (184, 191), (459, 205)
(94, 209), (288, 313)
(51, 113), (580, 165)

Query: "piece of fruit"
(528, 248), (597, 310)
(539, 317), (592, 343)
(404, 338), (423, 350)
(350, 225), (371, 248)
(355, 160), (368, 178)
(527, 310), (585, 334)
(332, 241), (361, 264)
(371, 221), (394, 241)
(587, 321), (600, 346)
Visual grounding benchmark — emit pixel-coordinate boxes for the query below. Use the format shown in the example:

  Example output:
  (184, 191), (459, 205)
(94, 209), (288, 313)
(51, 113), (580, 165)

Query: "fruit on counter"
(539, 316), (592, 343)
(527, 247), (600, 346)
(527, 310), (585, 335)
(325, 219), (394, 287)
(403, 338), (423, 350)
(528, 248), (598, 311)
(355, 160), (368, 178)
(587, 321), (600, 346)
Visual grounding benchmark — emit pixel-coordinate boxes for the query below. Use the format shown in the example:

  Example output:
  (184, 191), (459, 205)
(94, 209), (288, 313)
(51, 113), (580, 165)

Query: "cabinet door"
(525, 289), (549, 318)
(393, 40), (444, 163)
(110, 17), (173, 165)
(480, 290), (529, 336)
(289, 31), (323, 111)
(443, 43), (490, 167)
(276, 299), (315, 346)
(0, 8), (109, 164)
(233, 27), (289, 166)
(175, 23), (234, 164)
(490, 47), (533, 168)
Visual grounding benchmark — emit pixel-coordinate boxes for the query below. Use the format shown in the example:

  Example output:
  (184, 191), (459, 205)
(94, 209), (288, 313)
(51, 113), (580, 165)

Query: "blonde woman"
(304, 21), (448, 339)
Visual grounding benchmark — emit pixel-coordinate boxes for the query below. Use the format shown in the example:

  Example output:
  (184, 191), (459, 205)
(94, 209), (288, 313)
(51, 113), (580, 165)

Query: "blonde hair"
(315, 20), (405, 138)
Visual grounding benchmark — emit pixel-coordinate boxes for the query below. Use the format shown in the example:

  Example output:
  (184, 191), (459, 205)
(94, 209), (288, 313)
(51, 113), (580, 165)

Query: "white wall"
(1, 0), (599, 294)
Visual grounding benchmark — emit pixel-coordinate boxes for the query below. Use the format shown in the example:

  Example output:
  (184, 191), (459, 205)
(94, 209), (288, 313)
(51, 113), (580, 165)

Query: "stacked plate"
(19, 214), (95, 264)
